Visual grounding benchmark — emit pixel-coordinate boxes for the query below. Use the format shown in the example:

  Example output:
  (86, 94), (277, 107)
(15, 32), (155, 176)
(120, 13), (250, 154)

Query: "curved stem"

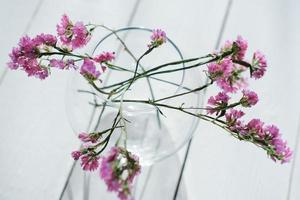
(153, 81), (213, 103)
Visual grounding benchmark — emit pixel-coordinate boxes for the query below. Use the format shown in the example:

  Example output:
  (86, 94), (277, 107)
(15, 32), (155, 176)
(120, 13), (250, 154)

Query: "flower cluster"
(206, 92), (230, 115)
(241, 117), (291, 163)
(80, 59), (101, 81)
(49, 58), (75, 70)
(7, 34), (57, 79)
(208, 35), (269, 94)
(207, 58), (247, 93)
(205, 37), (292, 163)
(93, 51), (116, 73)
(252, 50), (267, 79)
(207, 90), (292, 163)
(7, 15), (116, 81)
(56, 14), (91, 49)
(240, 89), (258, 107)
(71, 132), (102, 171)
(148, 29), (167, 48)
(71, 131), (140, 199)
(100, 147), (141, 200)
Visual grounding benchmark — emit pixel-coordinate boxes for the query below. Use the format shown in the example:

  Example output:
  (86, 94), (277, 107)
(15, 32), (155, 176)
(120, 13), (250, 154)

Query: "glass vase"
(63, 27), (204, 199)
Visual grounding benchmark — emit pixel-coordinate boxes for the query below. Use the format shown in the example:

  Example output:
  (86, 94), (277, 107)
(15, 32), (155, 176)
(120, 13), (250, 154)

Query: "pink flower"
(221, 40), (233, 52)
(247, 119), (264, 137)
(94, 52), (115, 63)
(81, 155), (100, 171)
(264, 125), (280, 138)
(217, 65), (247, 93)
(252, 50), (267, 79)
(7, 34), (59, 79)
(235, 35), (248, 60)
(225, 109), (245, 133)
(241, 90), (259, 107)
(208, 57), (247, 93)
(207, 58), (233, 80)
(220, 35), (248, 60)
(33, 33), (57, 46)
(78, 132), (90, 142)
(56, 14), (90, 49)
(50, 59), (76, 69)
(217, 79), (237, 93)
(50, 59), (64, 69)
(100, 147), (141, 200)
(148, 29), (167, 48)
(71, 151), (82, 160)
(207, 92), (230, 115)
(225, 109), (244, 124)
(72, 22), (91, 49)
(271, 138), (293, 164)
(80, 59), (100, 80)
(281, 147), (293, 164)
(78, 132), (98, 143)
(209, 92), (230, 104)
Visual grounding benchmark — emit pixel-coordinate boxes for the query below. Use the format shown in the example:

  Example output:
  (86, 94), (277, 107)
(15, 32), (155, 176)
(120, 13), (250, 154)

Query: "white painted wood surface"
(1, 0), (300, 199)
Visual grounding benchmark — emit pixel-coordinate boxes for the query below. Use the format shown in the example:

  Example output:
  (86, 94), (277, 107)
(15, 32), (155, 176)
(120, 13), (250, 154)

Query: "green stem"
(107, 63), (192, 91)
(153, 81), (213, 103)
(126, 47), (155, 91)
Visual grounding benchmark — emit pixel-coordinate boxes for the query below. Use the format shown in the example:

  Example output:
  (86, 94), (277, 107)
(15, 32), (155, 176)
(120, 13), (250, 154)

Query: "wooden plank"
(185, 0), (300, 199)
(285, 1), (300, 199)
(288, 114), (300, 200)
(0, 0), (139, 199)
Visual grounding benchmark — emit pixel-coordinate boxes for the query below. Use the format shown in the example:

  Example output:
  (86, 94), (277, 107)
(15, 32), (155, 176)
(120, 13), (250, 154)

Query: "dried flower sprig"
(7, 14), (292, 200)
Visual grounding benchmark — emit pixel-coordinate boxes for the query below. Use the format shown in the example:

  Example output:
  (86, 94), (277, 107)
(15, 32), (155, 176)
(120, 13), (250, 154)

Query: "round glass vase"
(66, 27), (204, 166)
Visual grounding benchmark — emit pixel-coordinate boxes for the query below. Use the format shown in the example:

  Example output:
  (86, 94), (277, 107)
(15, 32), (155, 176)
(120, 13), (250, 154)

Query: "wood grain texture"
(1, 0), (300, 199)
(185, 0), (300, 199)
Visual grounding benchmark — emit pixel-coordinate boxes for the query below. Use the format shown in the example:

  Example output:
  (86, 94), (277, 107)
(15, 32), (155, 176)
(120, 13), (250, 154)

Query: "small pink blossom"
(225, 109), (244, 124)
(71, 151), (82, 160)
(271, 138), (293, 164)
(216, 65), (248, 93)
(81, 155), (100, 171)
(220, 35), (248, 60)
(56, 14), (90, 49)
(72, 22), (91, 49)
(50, 59), (64, 69)
(235, 35), (248, 60)
(264, 125), (280, 138)
(148, 29), (167, 48)
(78, 132), (98, 143)
(247, 119), (265, 137)
(252, 50), (267, 79)
(78, 132), (90, 142)
(80, 59), (100, 80)
(207, 57), (247, 93)
(33, 33), (57, 46)
(241, 90), (259, 107)
(94, 52), (115, 63)
(50, 59), (76, 69)
(100, 147), (141, 200)
(7, 34), (59, 79)
(225, 109), (245, 133)
(207, 58), (233, 80)
(207, 92), (230, 115)
(221, 40), (233, 52)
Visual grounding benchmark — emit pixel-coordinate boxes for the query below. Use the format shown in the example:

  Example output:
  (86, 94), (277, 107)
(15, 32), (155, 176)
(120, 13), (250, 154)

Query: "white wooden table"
(1, 0), (300, 199)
